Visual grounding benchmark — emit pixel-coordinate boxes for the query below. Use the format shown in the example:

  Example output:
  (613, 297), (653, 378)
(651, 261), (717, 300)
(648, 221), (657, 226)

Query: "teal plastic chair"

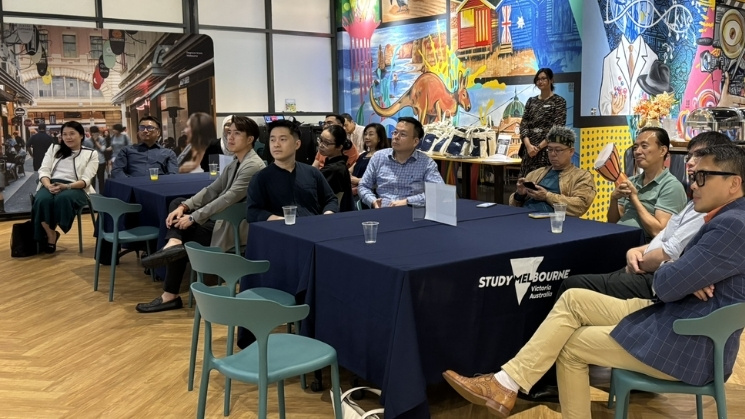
(89, 194), (159, 301)
(75, 198), (96, 253)
(184, 242), (303, 396)
(191, 282), (343, 419)
(208, 202), (247, 255)
(608, 302), (745, 419)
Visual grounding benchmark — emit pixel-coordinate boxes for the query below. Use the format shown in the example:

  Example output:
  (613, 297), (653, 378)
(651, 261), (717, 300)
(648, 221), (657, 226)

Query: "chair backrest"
(88, 194), (143, 233)
(185, 241), (269, 292)
(209, 202), (246, 254)
(673, 302), (745, 385)
(191, 281), (309, 345)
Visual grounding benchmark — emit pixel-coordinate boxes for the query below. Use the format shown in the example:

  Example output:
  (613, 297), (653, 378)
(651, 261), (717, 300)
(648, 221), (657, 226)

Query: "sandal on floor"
(45, 231), (61, 254)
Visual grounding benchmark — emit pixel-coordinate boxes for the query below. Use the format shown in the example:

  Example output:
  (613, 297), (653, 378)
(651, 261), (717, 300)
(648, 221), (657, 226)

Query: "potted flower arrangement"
(632, 91), (676, 128)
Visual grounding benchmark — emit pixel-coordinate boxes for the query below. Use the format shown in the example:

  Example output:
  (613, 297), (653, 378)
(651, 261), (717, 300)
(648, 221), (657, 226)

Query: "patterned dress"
(518, 94), (567, 176)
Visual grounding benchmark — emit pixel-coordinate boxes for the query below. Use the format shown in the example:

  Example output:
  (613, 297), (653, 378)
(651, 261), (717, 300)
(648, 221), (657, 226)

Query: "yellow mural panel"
(579, 126), (633, 221)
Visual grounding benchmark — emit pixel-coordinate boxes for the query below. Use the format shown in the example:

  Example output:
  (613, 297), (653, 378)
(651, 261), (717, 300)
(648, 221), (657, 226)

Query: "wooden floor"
(3, 219), (745, 418)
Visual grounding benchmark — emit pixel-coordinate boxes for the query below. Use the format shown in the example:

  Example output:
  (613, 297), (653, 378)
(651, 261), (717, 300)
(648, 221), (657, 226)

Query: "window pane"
(198, 0), (265, 29)
(2, 0), (96, 17)
(24, 79), (38, 96)
(52, 76), (66, 97)
(201, 30), (267, 113)
(272, 0), (330, 34)
(102, 0), (182, 24)
(66, 77), (80, 97)
(38, 30), (49, 52)
(79, 80), (91, 98)
(273, 35), (332, 111)
(63, 35), (77, 58)
(90, 36), (103, 59)
(39, 78), (52, 98)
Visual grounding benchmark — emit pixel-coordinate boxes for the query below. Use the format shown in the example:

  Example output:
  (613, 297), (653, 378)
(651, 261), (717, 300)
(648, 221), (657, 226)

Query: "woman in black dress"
(519, 68), (567, 176)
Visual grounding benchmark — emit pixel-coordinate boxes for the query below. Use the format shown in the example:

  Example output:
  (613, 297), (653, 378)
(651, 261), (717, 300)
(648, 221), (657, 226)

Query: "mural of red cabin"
(454, 0), (513, 59)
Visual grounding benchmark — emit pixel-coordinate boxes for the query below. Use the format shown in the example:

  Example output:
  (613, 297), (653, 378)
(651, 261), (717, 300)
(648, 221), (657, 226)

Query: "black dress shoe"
(136, 296), (183, 313)
(517, 384), (559, 403)
(140, 245), (186, 269)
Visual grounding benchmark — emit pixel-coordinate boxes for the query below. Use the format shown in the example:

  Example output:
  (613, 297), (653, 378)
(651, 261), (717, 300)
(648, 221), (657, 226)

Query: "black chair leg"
(310, 370), (323, 392)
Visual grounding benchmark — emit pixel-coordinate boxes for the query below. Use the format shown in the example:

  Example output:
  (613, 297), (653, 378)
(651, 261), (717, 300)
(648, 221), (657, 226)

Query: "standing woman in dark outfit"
(318, 124), (354, 212)
(518, 68), (567, 177)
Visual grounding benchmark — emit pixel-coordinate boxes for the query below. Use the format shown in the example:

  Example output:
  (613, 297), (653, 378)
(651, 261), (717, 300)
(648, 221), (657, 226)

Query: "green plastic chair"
(184, 242), (303, 397)
(208, 201), (247, 255)
(191, 282), (343, 419)
(75, 197), (96, 253)
(89, 194), (159, 301)
(608, 302), (745, 419)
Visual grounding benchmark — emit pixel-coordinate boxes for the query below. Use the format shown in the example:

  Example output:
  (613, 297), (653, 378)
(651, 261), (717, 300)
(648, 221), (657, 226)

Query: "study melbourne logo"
(477, 257), (570, 305)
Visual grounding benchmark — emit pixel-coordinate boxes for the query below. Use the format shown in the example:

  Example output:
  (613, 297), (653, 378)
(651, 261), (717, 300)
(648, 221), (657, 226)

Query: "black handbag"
(11, 221), (38, 257)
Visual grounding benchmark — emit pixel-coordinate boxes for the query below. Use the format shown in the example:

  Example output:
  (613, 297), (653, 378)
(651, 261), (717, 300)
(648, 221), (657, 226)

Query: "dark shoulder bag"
(11, 220), (38, 257)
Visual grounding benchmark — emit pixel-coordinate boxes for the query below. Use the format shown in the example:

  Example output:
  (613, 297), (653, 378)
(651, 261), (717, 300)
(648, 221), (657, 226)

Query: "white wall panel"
(102, 0), (183, 24)
(202, 30), (268, 113)
(272, 35), (332, 112)
(2, 0), (96, 17)
(271, 0), (330, 34)
(4, 17), (96, 28)
(198, 0), (265, 29)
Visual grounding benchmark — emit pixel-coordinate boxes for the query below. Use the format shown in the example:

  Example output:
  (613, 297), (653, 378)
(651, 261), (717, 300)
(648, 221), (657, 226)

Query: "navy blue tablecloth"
(242, 204), (644, 418)
(101, 173), (213, 277)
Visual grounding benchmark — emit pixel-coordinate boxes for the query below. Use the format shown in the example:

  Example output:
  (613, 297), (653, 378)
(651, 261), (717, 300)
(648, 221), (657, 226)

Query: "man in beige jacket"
(509, 126), (596, 217)
(135, 116), (265, 313)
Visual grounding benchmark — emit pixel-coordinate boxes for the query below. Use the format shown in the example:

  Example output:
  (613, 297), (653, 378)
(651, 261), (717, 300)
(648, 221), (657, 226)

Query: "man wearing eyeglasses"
(111, 116), (178, 178)
(358, 116), (443, 208)
(510, 126), (595, 217)
(444, 143), (745, 419)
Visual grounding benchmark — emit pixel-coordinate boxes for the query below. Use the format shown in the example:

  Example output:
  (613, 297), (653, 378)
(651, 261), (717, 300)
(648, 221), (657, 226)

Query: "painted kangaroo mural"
(370, 72), (471, 123)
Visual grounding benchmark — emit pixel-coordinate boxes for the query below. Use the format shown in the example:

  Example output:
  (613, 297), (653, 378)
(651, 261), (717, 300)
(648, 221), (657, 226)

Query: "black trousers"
(162, 197), (215, 295)
(93, 163), (106, 191)
(555, 268), (655, 301)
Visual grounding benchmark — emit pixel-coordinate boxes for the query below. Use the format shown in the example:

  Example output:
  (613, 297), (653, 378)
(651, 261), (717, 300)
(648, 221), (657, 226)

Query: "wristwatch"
(188, 215), (195, 223)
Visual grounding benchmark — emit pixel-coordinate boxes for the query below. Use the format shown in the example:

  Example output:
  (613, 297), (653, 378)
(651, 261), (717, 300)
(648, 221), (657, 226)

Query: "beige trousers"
(502, 289), (677, 419)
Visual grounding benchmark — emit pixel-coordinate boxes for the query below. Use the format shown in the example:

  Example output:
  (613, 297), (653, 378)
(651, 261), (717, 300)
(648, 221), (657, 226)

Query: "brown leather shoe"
(443, 370), (516, 417)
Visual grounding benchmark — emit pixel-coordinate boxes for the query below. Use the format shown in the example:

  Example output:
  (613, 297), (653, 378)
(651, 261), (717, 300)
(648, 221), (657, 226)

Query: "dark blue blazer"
(611, 197), (745, 386)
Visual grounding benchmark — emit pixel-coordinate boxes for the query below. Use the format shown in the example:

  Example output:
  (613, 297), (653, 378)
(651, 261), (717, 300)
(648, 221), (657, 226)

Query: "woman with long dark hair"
(178, 112), (217, 173)
(32, 121), (98, 253)
(318, 124), (354, 212)
(518, 68), (567, 176)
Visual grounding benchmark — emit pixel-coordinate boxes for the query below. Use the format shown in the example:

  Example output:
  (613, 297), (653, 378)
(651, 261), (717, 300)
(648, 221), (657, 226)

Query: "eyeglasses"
(688, 170), (738, 187)
(138, 125), (158, 132)
(391, 130), (409, 139)
(316, 138), (335, 148)
(536, 77), (549, 82)
(546, 146), (570, 154)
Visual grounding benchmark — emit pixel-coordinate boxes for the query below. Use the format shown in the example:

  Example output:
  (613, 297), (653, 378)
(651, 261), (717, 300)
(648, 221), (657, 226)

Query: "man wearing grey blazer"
(443, 144), (745, 418)
(136, 116), (265, 313)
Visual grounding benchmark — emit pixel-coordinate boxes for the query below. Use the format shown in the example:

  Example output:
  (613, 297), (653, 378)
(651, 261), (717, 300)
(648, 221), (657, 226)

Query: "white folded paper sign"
(219, 154), (233, 172)
(424, 182), (457, 226)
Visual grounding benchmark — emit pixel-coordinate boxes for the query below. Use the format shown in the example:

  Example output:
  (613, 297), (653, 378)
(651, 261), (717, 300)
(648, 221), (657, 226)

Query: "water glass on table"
(553, 203), (567, 221)
(550, 213), (564, 233)
(149, 168), (159, 181)
(362, 221), (379, 244)
(282, 205), (297, 225)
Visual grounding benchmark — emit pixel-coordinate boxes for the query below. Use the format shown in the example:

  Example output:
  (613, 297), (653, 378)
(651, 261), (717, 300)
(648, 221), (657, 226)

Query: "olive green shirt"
(618, 169), (687, 241)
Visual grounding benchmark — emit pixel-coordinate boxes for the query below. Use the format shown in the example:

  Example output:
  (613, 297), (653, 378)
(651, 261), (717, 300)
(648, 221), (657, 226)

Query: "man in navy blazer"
(442, 144), (745, 418)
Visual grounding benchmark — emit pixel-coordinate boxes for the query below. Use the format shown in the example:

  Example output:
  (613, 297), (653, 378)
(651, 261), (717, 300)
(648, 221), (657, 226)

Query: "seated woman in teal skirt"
(33, 121), (98, 253)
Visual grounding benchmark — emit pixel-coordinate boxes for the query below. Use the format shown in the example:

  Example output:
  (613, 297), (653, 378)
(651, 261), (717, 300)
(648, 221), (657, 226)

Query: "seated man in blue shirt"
(246, 119), (338, 222)
(111, 116), (178, 178)
(358, 116), (444, 208)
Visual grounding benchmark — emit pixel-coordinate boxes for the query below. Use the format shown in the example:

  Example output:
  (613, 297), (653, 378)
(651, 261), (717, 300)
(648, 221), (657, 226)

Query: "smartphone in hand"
(523, 181), (538, 190)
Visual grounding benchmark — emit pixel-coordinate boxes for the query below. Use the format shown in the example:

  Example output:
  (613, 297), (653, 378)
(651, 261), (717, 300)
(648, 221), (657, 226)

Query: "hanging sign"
(36, 50), (48, 77)
(98, 56), (110, 79)
(102, 41), (116, 68)
(17, 24), (34, 44)
(25, 26), (39, 55)
(93, 66), (104, 90)
(109, 29), (125, 55)
(42, 68), (52, 85)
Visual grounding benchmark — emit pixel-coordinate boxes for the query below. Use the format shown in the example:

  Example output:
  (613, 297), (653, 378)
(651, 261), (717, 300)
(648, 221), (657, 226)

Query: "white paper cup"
(282, 205), (297, 225)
